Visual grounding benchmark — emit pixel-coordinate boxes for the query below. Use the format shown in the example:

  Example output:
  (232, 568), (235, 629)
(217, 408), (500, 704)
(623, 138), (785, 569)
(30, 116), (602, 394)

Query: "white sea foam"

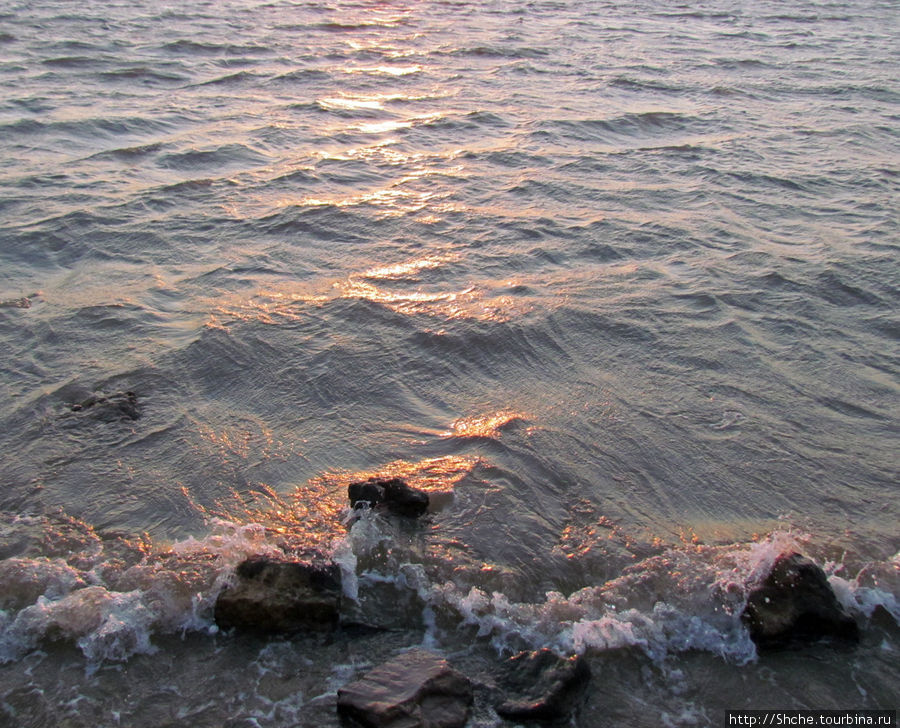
(0, 525), (896, 671)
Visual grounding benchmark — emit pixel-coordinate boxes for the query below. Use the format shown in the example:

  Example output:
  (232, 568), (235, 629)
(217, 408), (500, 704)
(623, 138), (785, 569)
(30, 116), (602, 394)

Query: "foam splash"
(0, 520), (897, 672)
(381, 531), (896, 666)
(0, 519), (286, 667)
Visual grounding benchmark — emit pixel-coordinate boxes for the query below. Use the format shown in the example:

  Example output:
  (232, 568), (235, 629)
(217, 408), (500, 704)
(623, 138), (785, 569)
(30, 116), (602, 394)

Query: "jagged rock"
(70, 391), (140, 421)
(742, 552), (859, 649)
(348, 477), (429, 518)
(214, 557), (341, 634)
(337, 649), (472, 728)
(494, 648), (590, 722)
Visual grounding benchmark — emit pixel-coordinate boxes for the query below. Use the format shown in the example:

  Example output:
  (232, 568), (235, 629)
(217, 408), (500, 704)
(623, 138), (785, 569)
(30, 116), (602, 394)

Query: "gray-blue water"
(0, 0), (898, 725)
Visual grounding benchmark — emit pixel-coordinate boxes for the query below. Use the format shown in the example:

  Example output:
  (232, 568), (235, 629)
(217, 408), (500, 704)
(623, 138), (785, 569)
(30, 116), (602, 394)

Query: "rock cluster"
(348, 477), (429, 518)
(212, 471), (860, 726)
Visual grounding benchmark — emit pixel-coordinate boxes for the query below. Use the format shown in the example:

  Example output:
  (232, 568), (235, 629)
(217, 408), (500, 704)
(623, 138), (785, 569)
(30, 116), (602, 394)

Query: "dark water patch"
(6, 96), (54, 114)
(635, 142), (710, 156)
(156, 144), (270, 172)
(409, 317), (573, 380)
(761, 14), (825, 24)
(504, 177), (605, 206)
(723, 171), (812, 194)
(609, 77), (690, 94)
(445, 46), (549, 59)
(670, 291), (721, 312)
(97, 67), (188, 85)
(41, 56), (108, 69)
(86, 143), (165, 163)
(815, 270), (883, 307)
(753, 271), (806, 292)
(506, 62), (556, 76)
(313, 158), (386, 186)
(161, 40), (273, 56)
(315, 20), (407, 31)
(255, 205), (369, 243)
(147, 177), (222, 196)
(46, 39), (105, 51)
(537, 112), (699, 144)
(269, 167), (318, 185)
(0, 228), (93, 268)
(867, 318), (900, 341)
(816, 396), (889, 422)
(555, 307), (659, 346)
(193, 70), (267, 87)
(0, 32), (15, 44)
(462, 149), (553, 169)
(11, 172), (71, 189)
(651, 10), (738, 21)
(0, 115), (172, 141)
(713, 58), (775, 70)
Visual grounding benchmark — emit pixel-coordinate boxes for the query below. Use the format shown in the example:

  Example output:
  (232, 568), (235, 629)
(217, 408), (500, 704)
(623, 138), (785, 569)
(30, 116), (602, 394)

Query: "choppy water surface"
(0, 0), (898, 725)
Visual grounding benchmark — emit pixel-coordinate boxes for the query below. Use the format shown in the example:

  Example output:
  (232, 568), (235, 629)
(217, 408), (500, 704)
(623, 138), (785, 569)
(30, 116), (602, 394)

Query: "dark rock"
(381, 479), (430, 517)
(337, 649), (472, 728)
(0, 297), (31, 309)
(494, 648), (590, 722)
(214, 556), (342, 634)
(348, 477), (429, 518)
(348, 480), (386, 508)
(741, 552), (859, 649)
(70, 391), (140, 421)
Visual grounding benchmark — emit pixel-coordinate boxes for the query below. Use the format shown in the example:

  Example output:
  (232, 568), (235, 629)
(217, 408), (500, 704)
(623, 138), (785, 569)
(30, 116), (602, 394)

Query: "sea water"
(0, 0), (897, 725)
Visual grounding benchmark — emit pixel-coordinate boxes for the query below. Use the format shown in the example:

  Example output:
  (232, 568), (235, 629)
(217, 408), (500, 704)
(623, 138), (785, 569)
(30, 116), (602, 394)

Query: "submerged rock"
(214, 556), (342, 634)
(348, 477), (429, 518)
(337, 649), (472, 728)
(742, 552), (859, 649)
(494, 648), (590, 722)
(70, 391), (140, 421)
(0, 296), (31, 309)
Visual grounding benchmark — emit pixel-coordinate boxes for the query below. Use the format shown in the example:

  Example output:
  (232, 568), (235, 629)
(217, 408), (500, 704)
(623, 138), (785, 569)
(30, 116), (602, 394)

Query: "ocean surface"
(0, 0), (898, 725)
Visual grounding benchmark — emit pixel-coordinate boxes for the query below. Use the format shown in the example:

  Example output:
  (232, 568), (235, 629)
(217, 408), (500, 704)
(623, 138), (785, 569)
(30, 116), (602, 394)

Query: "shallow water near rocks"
(0, 0), (898, 725)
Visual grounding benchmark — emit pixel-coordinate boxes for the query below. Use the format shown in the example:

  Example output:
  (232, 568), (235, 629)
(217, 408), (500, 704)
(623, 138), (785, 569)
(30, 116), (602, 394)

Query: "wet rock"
(70, 391), (140, 421)
(742, 552), (859, 649)
(494, 649), (590, 722)
(348, 477), (429, 518)
(337, 649), (472, 728)
(214, 556), (342, 634)
(0, 296), (31, 309)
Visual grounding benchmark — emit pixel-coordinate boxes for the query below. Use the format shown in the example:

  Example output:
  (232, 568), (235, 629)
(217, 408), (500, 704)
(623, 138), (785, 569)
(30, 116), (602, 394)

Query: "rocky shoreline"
(207, 477), (864, 727)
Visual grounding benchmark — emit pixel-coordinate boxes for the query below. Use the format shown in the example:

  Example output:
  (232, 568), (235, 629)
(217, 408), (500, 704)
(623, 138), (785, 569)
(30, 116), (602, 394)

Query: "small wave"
(316, 20), (406, 31)
(41, 56), (106, 69)
(193, 70), (266, 87)
(156, 143), (270, 171)
(609, 77), (688, 94)
(87, 142), (165, 161)
(816, 270), (883, 307)
(445, 45), (549, 59)
(161, 40), (272, 56)
(537, 112), (697, 145)
(270, 68), (330, 83)
(97, 67), (187, 84)
(423, 110), (510, 131)
(0, 115), (170, 140)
